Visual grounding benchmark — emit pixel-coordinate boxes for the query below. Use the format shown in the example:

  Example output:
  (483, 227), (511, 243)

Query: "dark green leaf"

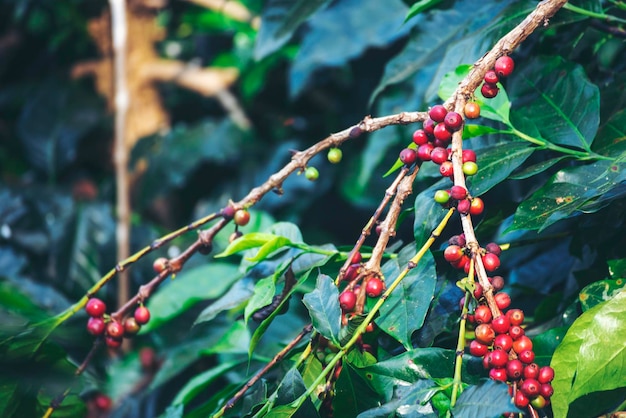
(171, 361), (241, 406)
(406, 0), (444, 22)
(468, 141), (534, 196)
(274, 369), (319, 418)
(193, 278), (255, 325)
(36, 393), (86, 418)
(508, 156), (569, 180)
(106, 350), (143, 402)
(254, 0), (332, 60)
(594, 108), (626, 157)
(160, 404), (184, 418)
(608, 258), (626, 279)
(413, 179), (449, 248)
(532, 327), (568, 367)
(551, 290), (626, 417)
(302, 274), (341, 344)
(377, 246), (437, 349)
(143, 262), (242, 332)
(509, 56), (599, 150)
(244, 276), (276, 323)
(453, 380), (520, 418)
(333, 351), (382, 417)
(357, 380), (438, 418)
(290, 0), (411, 97)
(579, 278), (626, 311)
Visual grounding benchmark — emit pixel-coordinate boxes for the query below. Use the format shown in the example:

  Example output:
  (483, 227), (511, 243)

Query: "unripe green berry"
(434, 190), (450, 204)
(327, 148), (342, 164)
(462, 161), (478, 176)
(305, 166), (319, 181)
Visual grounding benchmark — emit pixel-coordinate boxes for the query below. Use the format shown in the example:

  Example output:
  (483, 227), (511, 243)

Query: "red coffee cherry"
(399, 148), (418, 165)
(489, 349), (509, 368)
(506, 309), (525, 326)
(519, 349), (535, 364)
(494, 333), (513, 352)
(494, 292), (511, 310)
(462, 149), (477, 163)
(439, 161), (454, 177)
(491, 315), (510, 334)
(344, 263), (360, 281)
(428, 105), (448, 122)
(521, 378), (540, 398)
(350, 251), (362, 264)
(134, 306), (151, 325)
(513, 335), (533, 354)
(469, 197), (484, 216)
(514, 390), (529, 408)
(417, 143), (434, 161)
(481, 82), (499, 98)
(538, 366), (555, 383)
(444, 112), (463, 131)
(506, 359), (524, 380)
(444, 245), (464, 263)
(87, 317), (106, 336)
(540, 383), (554, 398)
(153, 257), (168, 274)
(430, 147), (449, 164)
(433, 123), (452, 142)
(123, 317), (141, 336)
(450, 186), (468, 200)
(509, 325), (525, 340)
(494, 56), (515, 78)
(474, 305), (492, 324)
(484, 70), (499, 84)
(86, 298), (106, 317)
(339, 290), (357, 312)
(485, 242), (502, 256)
(474, 323), (495, 345)
(469, 340), (489, 357)
(524, 363), (540, 380)
(106, 321), (125, 339)
(412, 129), (429, 145)
(489, 367), (508, 382)
(94, 393), (112, 411)
(423, 118), (436, 135)
(449, 234), (466, 247)
(473, 283), (484, 299)
(491, 275), (505, 291)
(457, 199), (471, 214)
(221, 205), (236, 219)
(482, 253), (501, 272)
(365, 277), (384, 298)
(234, 209), (250, 226)
(464, 102), (480, 119)
(105, 336), (122, 349)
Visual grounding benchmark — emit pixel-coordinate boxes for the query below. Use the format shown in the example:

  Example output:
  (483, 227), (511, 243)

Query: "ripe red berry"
(462, 149), (476, 163)
(485, 242), (502, 256)
(86, 298), (106, 317)
(514, 390), (529, 408)
(481, 82), (499, 98)
(524, 363), (540, 380)
(494, 56), (515, 78)
(365, 277), (384, 298)
(399, 148), (418, 165)
(444, 112), (463, 130)
(519, 349), (535, 364)
(433, 123), (452, 142)
(507, 309), (525, 326)
(483, 70), (499, 84)
(450, 186), (468, 200)
(428, 105), (448, 122)
(344, 263), (360, 281)
(412, 129), (429, 145)
(509, 325), (525, 340)
(473, 283), (484, 299)
(153, 257), (168, 274)
(444, 245), (464, 263)
(430, 147), (449, 164)
(474, 323), (495, 345)
(457, 199), (471, 215)
(489, 367), (508, 382)
(423, 118), (436, 135)
(94, 394), (112, 411)
(540, 383), (554, 398)
(474, 305), (492, 324)
(521, 378), (540, 397)
(538, 366), (555, 383)
(339, 290), (357, 312)
(469, 197), (484, 216)
(439, 161), (454, 177)
(506, 359), (524, 380)
(491, 275), (505, 291)
(513, 335), (533, 354)
(123, 317), (141, 336)
(87, 317), (106, 336)
(106, 321), (125, 339)
(449, 234), (466, 247)
(494, 334), (513, 352)
(491, 315), (511, 334)
(105, 335), (122, 349)
(464, 102), (480, 119)
(134, 306), (151, 325)
(350, 251), (362, 264)
(469, 340), (489, 357)
(494, 291), (511, 310)
(489, 349), (509, 368)
(417, 143), (434, 161)
(482, 253), (501, 272)
(234, 209), (250, 226)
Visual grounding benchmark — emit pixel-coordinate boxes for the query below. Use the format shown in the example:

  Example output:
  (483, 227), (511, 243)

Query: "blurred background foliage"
(1, 0), (626, 417)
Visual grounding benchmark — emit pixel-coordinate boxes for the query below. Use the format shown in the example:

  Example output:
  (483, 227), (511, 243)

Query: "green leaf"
(356, 379), (438, 418)
(509, 159), (626, 232)
(551, 290), (626, 417)
(413, 179), (449, 248)
(594, 108), (626, 157)
(254, 0), (332, 60)
(463, 124), (502, 140)
(215, 233), (288, 258)
(274, 369), (319, 417)
(509, 56), (599, 150)
(532, 326), (568, 367)
(579, 278), (626, 312)
(143, 262), (242, 332)
(453, 380), (520, 418)
(333, 351), (382, 417)
(302, 274), (341, 345)
(405, 0), (444, 22)
(171, 361), (241, 406)
(377, 246), (437, 349)
(193, 278), (255, 325)
(508, 156), (569, 180)
(246, 236), (293, 262)
(468, 141), (534, 196)
(608, 258), (626, 279)
(244, 276), (276, 324)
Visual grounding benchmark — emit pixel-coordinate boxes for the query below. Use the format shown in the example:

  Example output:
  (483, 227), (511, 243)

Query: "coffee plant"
(1, 0), (625, 417)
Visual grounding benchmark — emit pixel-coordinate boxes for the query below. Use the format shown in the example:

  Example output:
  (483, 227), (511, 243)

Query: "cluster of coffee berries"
(337, 251), (382, 330)
(444, 234), (501, 274)
(480, 55), (515, 99)
(85, 297), (151, 348)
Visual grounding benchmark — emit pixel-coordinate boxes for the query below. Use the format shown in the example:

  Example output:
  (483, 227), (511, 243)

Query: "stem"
(507, 128), (611, 161)
(450, 290), (472, 407)
(563, 3), (626, 25)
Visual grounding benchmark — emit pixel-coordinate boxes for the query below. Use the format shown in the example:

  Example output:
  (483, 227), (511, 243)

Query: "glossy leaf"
(377, 246), (437, 349)
(405, 0), (444, 22)
(468, 141), (534, 196)
(508, 156), (569, 180)
(289, 0), (411, 97)
(302, 274), (341, 344)
(244, 276), (276, 324)
(215, 233), (290, 258)
(143, 262), (242, 332)
(594, 109), (626, 157)
(508, 56), (599, 150)
(193, 277), (255, 325)
(532, 326), (568, 367)
(579, 278), (626, 311)
(356, 379), (438, 418)
(551, 290), (626, 417)
(254, 0), (331, 60)
(171, 361), (241, 406)
(333, 350), (382, 417)
(274, 368), (319, 417)
(453, 380), (520, 418)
